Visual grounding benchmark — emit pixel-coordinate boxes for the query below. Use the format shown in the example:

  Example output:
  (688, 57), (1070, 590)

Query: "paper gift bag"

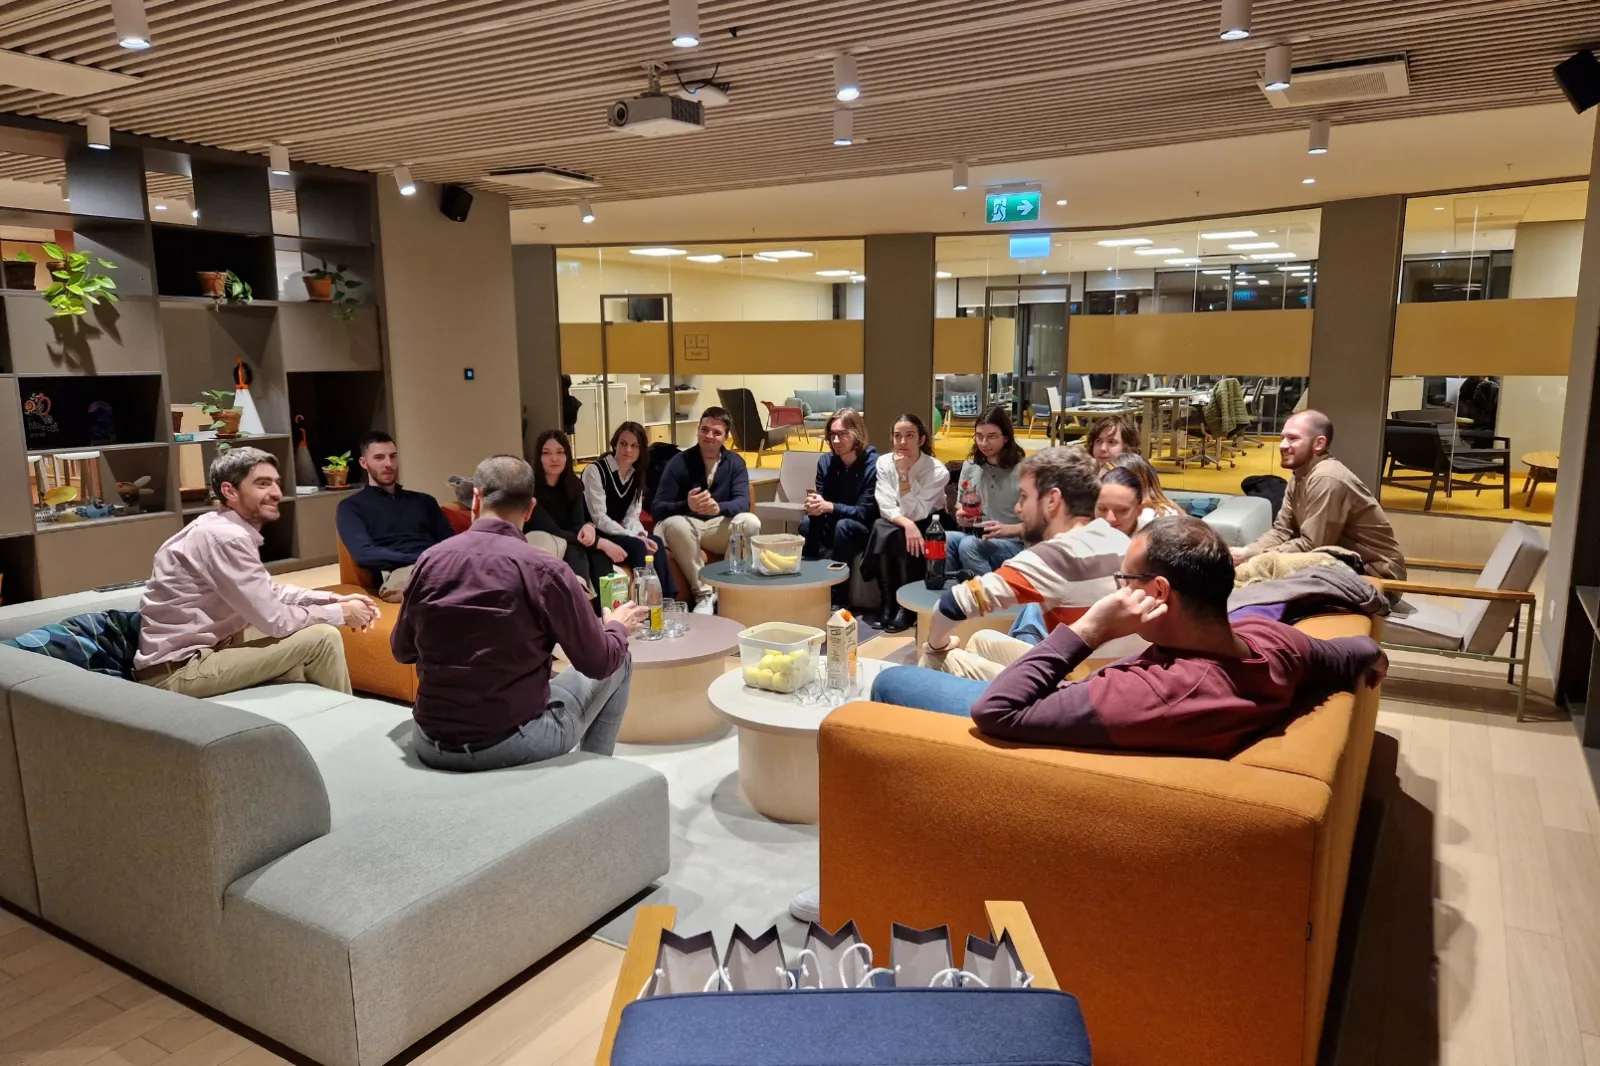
(641, 930), (721, 998)
(892, 923), (955, 987)
(963, 930), (1032, 988)
(722, 924), (791, 990)
(797, 921), (870, 989)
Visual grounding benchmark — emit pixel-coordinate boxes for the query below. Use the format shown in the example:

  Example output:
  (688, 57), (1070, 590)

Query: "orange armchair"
(818, 614), (1380, 1066)
(320, 537), (418, 703)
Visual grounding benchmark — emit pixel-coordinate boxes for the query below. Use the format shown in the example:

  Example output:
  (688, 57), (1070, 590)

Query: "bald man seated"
(1233, 409), (1406, 581)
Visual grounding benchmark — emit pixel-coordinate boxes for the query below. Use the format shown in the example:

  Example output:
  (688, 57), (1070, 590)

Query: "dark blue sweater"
(651, 447), (751, 520)
(814, 446), (880, 524)
(336, 484), (455, 574)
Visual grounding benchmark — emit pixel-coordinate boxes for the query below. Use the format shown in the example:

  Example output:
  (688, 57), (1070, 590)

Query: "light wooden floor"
(3, 573), (1597, 1066)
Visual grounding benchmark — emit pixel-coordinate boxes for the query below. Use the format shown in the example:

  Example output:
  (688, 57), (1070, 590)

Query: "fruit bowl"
(751, 533), (804, 576)
(737, 621), (824, 694)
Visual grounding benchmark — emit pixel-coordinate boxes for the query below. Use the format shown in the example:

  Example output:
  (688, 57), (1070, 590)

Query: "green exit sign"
(985, 191), (1041, 224)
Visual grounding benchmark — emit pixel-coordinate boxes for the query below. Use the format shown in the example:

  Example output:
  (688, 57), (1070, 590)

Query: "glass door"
(983, 283), (1069, 432)
(596, 292), (677, 459)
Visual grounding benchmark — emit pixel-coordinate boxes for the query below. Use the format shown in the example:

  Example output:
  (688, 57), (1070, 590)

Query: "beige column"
(1306, 196), (1406, 489)
(513, 244), (564, 458)
(863, 234), (936, 448)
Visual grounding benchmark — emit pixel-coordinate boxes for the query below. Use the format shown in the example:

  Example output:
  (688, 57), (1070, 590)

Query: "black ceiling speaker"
(1555, 49), (1600, 114)
(439, 184), (474, 222)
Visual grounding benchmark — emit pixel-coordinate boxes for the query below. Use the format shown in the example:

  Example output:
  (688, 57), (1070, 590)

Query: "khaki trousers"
(942, 630), (1034, 682)
(655, 512), (761, 595)
(143, 624), (351, 699)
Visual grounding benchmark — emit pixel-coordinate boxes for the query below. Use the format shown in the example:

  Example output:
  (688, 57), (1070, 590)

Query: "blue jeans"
(944, 531), (1024, 576)
(414, 656), (634, 770)
(870, 665), (986, 717)
(1009, 603), (1047, 645)
(611, 533), (677, 598)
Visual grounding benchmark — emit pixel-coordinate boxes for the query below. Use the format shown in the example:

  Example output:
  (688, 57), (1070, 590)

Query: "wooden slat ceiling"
(0, 0), (1592, 210)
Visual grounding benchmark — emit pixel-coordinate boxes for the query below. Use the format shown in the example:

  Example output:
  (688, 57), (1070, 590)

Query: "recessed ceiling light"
(1098, 238), (1152, 247)
(1055, 199), (1068, 206)
(1229, 242), (1278, 250)
(1220, 0), (1252, 40)
(1201, 269), (1230, 275)
(1434, 206), (1445, 212)
(759, 250), (813, 259)
(1251, 252), (1297, 260)
(630, 247), (688, 257)
(952, 163), (968, 191)
(832, 110), (854, 146)
(1201, 230), (1257, 240)
(86, 113), (111, 150)
(1308, 118), (1331, 155)
(686, 254), (724, 263)
(1257, 279), (1271, 285)
(1165, 258), (1204, 265)
(669, 0), (699, 48)
(834, 54), (860, 103)
(849, 274), (865, 282)
(393, 165), (416, 196)
(268, 144), (291, 176)
(936, 270), (952, 278)
(153, 203), (166, 210)
(579, 197), (595, 224)
(112, 0), (152, 49)
(1301, 177), (1316, 185)
(816, 269), (853, 277)
(1133, 247), (1184, 256)
(752, 254), (779, 262)
(1264, 44), (1292, 92)
(191, 208), (199, 219)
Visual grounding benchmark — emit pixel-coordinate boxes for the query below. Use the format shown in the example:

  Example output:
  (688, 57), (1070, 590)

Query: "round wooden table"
(612, 614), (744, 744)
(895, 581), (1021, 646)
(699, 559), (849, 630)
(1521, 451), (1559, 507)
(708, 658), (889, 824)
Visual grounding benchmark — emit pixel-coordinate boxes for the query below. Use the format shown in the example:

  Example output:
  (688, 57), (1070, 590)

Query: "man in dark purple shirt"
(393, 454), (647, 771)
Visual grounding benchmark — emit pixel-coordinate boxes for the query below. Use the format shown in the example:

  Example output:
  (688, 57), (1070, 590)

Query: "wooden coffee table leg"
(617, 659), (727, 744)
(715, 584), (833, 629)
(734, 725), (819, 824)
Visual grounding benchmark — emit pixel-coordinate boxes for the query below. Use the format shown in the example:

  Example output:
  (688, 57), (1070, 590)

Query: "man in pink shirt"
(135, 447), (379, 698)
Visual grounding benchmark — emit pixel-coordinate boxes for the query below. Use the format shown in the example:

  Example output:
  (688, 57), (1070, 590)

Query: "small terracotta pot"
(303, 275), (333, 302)
(171, 410), (184, 435)
(322, 467), (348, 489)
(197, 271), (227, 298)
(3, 261), (35, 290)
(213, 409), (243, 438)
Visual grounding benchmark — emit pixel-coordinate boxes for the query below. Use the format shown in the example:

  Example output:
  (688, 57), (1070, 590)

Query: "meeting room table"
(1123, 390), (1200, 463)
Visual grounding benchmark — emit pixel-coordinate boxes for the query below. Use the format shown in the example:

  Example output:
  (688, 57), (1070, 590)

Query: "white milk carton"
(826, 609), (858, 696)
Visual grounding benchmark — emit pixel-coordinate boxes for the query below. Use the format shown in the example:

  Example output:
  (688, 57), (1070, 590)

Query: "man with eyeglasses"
(800, 408), (879, 609)
(872, 516), (1387, 756)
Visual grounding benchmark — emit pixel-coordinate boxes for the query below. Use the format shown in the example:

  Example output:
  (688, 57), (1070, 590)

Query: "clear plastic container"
(750, 533), (805, 576)
(737, 621), (825, 694)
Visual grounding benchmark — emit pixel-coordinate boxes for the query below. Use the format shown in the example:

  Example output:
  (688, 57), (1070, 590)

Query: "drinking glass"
(662, 600), (688, 637)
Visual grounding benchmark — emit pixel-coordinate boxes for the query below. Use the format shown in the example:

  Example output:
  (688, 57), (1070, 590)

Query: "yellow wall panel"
(1068, 310), (1313, 375)
(1391, 298), (1576, 377)
(934, 317), (985, 374)
(559, 320), (864, 375)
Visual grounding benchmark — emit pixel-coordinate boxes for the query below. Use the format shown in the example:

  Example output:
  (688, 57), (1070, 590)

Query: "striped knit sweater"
(937, 519), (1129, 635)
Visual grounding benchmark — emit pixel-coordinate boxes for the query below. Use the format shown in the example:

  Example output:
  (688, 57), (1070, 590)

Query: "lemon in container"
(738, 622), (824, 694)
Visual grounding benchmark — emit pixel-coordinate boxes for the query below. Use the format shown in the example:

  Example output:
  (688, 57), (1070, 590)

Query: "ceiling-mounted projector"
(607, 94), (706, 137)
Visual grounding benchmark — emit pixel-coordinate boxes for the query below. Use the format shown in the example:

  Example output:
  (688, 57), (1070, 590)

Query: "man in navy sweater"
(335, 432), (455, 601)
(800, 407), (879, 608)
(653, 408), (761, 614)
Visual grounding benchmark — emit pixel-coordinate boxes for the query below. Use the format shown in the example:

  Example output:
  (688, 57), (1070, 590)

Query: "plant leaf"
(13, 251), (29, 262)
(42, 243), (64, 260)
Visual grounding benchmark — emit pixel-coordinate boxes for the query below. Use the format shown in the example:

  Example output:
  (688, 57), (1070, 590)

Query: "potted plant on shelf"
(16, 245), (117, 317)
(2, 257), (34, 290)
(199, 270), (252, 307)
(195, 389), (242, 438)
(322, 450), (353, 489)
(303, 260), (362, 321)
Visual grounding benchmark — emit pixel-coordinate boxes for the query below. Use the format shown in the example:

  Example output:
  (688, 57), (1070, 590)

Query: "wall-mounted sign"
(1008, 234), (1051, 259)
(985, 190), (1040, 224)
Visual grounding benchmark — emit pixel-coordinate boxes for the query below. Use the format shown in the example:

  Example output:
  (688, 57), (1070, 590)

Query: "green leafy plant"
(305, 260), (362, 321)
(16, 244), (117, 317)
(323, 450), (352, 472)
(215, 270), (252, 307)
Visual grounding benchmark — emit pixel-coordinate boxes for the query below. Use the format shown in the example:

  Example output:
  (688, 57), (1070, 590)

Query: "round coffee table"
(708, 658), (888, 824)
(613, 614), (744, 744)
(1521, 451), (1559, 507)
(699, 559), (849, 630)
(895, 581), (1021, 645)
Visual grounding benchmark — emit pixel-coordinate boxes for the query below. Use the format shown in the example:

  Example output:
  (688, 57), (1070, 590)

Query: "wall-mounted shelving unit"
(0, 122), (388, 603)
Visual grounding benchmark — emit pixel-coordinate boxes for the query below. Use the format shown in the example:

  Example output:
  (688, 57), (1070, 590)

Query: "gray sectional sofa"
(0, 592), (670, 1066)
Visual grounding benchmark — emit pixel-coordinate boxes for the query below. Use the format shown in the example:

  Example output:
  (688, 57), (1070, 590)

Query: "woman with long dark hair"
(581, 421), (676, 597)
(526, 429), (621, 606)
(1109, 452), (1184, 524)
(944, 405), (1027, 577)
(864, 413), (949, 631)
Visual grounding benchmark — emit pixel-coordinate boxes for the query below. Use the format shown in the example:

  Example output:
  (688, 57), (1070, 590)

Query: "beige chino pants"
(142, 624), (351, 699)
(655, 512), (762, 596)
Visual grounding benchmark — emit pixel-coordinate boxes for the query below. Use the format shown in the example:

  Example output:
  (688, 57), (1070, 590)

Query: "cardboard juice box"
(826, 609), (857, 694)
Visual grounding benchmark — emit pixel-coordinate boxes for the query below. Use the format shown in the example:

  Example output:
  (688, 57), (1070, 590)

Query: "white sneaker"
(693, 589), (717, 615)
(789, 884), (821, 924)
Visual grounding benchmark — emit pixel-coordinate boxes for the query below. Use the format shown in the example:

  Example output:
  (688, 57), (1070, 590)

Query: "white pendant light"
(393, 165), (416, 196)
(1308, 118), (1331, 155)
(834, 54), (860, 102)
(579, 197), (596, 224)
(111, 0), (151, 49)
(268, 144), (291, 176)
(952, 162), (968, 191)
(86, 113), (111, 150)
(1264, 44), (1292, 91)
(832, 110), (854, 146)
(1219, 0), (1251, 40)
(669, 0), (699, 48)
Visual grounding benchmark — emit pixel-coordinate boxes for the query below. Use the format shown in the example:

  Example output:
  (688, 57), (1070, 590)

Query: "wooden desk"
(1123, 391), (1198, 462)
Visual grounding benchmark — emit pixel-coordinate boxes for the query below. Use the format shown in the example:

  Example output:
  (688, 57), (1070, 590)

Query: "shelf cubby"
(16, 373), (165, 451)
(0, 534), (38, 606)
(152, 226), (278, 300)
(287, 369), (387, 474)
(161, 303), (288, 434)
(1, 295), (163, 375)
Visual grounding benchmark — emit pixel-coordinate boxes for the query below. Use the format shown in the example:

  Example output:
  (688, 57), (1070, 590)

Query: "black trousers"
(864, 515), (941, 585)
(800, 514), (871, 564)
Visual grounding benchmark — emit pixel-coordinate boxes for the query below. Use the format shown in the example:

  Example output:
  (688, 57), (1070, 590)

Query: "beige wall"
(556, 256), (834, 322)
(379, 181), (522, 503)
(1500, 220), (1583, 463)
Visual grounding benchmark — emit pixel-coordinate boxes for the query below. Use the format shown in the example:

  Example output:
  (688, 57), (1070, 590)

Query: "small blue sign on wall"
(1009, 234), (1051, 259)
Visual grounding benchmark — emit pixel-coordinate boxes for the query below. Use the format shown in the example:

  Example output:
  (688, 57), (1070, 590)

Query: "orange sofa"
(319, 537), (418, 703)
(818, 613), (1380, 1066)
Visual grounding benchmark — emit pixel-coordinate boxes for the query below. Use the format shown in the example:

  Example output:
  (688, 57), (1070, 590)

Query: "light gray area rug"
(596, 724), (819, 952)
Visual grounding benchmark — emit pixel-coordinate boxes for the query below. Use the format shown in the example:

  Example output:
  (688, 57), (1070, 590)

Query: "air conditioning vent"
(1260, 56), (1410, 109)
(483, 166), (599, 191)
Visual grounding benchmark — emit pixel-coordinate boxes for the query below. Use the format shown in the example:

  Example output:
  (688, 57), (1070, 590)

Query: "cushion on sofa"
(1, 610), (142, 678)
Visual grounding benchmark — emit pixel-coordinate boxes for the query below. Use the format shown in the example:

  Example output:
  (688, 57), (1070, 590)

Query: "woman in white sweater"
(865, 413), (951, 632)
(580, 421), (677, 597)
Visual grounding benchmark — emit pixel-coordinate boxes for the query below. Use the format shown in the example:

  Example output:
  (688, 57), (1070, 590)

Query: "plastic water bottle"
(924, 514), (947, 590)
(727, 527), (749, 574)
(638, 558), (664, 640)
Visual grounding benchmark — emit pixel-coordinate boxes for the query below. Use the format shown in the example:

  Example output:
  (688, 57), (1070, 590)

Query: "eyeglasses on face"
(827, 431), (850, 440)
(1112, 572), (1155, 588)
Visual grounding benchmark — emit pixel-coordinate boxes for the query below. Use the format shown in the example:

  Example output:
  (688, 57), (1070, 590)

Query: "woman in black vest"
(580, 422), (677, 598)
(526, 429), (623, 607)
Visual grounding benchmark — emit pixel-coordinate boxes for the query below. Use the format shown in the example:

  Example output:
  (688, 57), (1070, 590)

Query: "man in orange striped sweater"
(922, 447), (1135, 683)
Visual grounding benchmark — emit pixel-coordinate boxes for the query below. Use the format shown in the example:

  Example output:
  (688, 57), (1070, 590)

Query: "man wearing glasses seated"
(871, 517), (1386, 755)
(800, 408), (879, 611)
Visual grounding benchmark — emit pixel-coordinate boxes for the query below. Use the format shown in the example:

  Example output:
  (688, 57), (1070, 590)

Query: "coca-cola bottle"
(923, 513), (947, 590)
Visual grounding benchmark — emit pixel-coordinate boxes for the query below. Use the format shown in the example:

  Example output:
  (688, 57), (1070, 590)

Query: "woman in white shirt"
(580, 421), (677, 598)
(866, 413), (951, 632)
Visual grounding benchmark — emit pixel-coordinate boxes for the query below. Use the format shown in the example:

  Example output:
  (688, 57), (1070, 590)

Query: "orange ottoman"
(321, 537), (418, 703)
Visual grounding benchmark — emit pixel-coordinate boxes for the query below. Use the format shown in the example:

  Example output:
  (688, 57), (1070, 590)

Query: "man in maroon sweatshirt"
(967, 516), (1388, 757)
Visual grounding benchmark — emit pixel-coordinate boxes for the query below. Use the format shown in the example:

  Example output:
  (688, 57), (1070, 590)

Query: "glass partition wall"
(1384, 181), (1586, 525)
(936, 210), (1319, 493)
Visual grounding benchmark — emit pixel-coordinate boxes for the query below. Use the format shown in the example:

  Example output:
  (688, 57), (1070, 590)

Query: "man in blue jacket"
(653, 407), (762, 614)
(800, 407), (879, 608)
